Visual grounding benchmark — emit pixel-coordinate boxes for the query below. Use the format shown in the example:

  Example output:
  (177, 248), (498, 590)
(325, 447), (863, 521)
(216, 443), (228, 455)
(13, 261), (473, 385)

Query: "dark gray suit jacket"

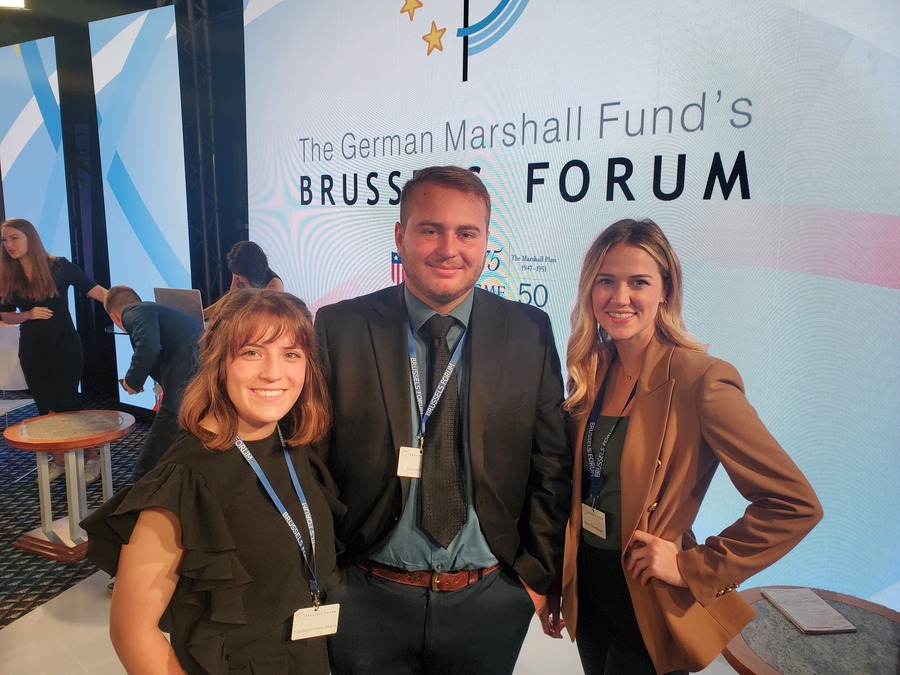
(313, 285), (570, 593)
(121, 302), (203, 413)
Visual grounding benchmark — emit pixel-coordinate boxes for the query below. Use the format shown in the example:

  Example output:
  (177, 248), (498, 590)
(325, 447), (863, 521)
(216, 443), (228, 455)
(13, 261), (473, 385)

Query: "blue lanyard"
(406, 319), (468, 447)
(585, 372), (636, 500)
(234, 427), (321, 606)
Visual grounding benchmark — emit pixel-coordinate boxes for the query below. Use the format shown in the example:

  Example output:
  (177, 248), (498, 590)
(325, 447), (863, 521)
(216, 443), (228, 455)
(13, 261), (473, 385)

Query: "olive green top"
(581, 415), (629, 550)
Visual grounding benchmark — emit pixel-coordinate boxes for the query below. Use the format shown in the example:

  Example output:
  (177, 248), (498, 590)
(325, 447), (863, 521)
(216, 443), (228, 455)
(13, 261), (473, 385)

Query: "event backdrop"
(89, 6), (190, 411)
(244, 1), (899, 608)
(0, 36), (70, 254)
(0, 36), (83, 382)
(0, 35), (75, 276)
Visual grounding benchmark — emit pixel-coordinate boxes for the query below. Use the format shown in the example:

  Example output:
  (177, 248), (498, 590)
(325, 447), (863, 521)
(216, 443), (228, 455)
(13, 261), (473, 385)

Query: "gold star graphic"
(422, 21), (446, 55)
(400, 0), (423, 21)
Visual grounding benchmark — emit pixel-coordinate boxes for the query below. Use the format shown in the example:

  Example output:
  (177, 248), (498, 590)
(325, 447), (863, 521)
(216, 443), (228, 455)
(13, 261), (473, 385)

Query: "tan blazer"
(561, 337), (822, 673)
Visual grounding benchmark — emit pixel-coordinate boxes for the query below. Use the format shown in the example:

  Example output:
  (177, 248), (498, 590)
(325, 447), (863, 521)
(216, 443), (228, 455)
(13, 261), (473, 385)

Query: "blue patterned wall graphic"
(90, 6), (190, 411)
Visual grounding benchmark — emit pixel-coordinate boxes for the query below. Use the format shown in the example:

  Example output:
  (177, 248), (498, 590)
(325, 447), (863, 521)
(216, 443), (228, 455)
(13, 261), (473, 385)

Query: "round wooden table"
(723, 586), (900, 674)
(4, 410), (135, 562)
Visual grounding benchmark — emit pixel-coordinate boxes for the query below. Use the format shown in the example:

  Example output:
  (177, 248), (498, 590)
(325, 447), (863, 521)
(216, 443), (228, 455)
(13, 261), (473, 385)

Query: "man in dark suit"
(314, 166), (571, 674)
(105, 285), (202, 479)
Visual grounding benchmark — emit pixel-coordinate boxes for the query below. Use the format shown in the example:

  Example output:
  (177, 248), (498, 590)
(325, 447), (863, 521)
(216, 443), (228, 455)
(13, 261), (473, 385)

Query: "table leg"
(100, 442), (113, 501)
(35, 452), (53, 536)
(77, 451), (88, 516)
(63, 449), (87, 545)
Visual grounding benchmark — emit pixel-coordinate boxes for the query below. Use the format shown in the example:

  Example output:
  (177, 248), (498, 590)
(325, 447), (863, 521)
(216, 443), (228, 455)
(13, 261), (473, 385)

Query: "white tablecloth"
(0, 324), (28, 390)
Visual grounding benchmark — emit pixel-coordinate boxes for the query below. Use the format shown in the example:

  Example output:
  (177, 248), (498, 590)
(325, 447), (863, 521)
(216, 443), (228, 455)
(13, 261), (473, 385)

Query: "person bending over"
(204, 240), (284, 320)
(105, 285), (203, 479)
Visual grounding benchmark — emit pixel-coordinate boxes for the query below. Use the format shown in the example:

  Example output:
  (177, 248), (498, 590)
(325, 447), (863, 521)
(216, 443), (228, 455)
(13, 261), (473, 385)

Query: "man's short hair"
(105, 285), (142, 314)
(399, 166), (491, 227)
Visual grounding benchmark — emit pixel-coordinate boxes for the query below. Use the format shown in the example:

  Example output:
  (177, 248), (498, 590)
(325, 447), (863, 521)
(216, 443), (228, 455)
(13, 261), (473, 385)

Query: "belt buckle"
(430, 572), (441, 592)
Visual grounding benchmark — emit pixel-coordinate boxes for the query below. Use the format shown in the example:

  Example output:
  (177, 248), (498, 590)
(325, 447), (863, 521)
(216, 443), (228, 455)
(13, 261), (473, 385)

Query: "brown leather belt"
(359, 561), (501, 592)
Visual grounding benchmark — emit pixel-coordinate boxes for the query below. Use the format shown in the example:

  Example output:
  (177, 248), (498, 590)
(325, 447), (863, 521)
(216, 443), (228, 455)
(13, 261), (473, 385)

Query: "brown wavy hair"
(0, 218), (58, 302)
(178, 288), (330, 449)
(564, 219), (705, 419)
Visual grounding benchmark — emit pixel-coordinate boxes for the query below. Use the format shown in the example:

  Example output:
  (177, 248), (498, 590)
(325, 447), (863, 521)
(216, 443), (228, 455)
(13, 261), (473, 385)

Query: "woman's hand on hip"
(28, 307), (52, 320)
(625, 530), (688, 587)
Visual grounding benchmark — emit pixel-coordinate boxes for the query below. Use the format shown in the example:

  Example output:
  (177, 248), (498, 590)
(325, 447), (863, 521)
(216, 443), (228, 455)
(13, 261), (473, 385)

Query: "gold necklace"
(617, 359), (636, 381)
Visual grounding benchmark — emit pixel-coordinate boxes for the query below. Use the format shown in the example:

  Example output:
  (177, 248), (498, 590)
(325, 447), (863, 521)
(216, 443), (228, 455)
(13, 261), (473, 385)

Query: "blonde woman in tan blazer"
(559, 219), (822, 674)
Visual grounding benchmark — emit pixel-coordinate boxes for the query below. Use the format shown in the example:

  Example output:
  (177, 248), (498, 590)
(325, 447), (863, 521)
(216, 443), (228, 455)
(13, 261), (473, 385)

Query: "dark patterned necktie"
(420, 314), (466, 548)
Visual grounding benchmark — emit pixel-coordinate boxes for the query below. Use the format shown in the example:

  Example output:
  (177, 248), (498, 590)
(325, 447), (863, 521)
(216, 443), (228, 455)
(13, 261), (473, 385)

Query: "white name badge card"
(582, 504), (607, 539)
(397, 446), (423, 478)
(292, 603), (340, 640)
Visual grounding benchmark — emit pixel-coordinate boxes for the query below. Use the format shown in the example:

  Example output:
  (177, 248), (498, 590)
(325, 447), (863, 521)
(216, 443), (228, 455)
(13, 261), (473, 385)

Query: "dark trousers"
(327, 565), (534, 675)
(132, 407), (180, 480)
(575, 544), (663, 675)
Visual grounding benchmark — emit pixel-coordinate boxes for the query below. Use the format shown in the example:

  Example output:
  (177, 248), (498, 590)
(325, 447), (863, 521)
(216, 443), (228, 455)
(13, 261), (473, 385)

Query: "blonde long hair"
(564, 219), (705, 419)
(179, 289), (330, 449)
(0, 218), (57, 302)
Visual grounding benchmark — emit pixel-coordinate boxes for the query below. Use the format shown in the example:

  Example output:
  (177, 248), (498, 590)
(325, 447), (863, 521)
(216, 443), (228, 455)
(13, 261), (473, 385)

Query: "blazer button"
(655, 460), (662, 471)
(647, 502), (658, 513)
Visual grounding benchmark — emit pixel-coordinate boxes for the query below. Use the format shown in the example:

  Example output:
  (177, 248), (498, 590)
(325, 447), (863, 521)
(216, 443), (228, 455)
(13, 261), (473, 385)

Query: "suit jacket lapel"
(620, 338), (676, 545)
(467, 290), (506, 481)
(368, 287), (414, 500)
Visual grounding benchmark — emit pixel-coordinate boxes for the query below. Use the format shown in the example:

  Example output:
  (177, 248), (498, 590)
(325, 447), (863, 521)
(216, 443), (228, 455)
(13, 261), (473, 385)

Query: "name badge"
(397, 446), (423, 478)
(581, 504), (607, 539)
(292, 603), (340, 640)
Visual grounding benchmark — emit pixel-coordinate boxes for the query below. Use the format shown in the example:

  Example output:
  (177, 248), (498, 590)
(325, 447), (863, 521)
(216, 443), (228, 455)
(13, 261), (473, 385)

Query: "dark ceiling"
(0, 1), (161, 46)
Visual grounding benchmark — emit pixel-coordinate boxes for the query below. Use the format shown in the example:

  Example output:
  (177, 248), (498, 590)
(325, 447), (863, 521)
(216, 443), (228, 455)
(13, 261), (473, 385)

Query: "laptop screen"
(153, 288), (205, 326)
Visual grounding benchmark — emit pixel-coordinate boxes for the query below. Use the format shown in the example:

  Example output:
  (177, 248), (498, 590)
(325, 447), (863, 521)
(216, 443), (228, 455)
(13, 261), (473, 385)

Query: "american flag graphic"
(391, 251), (404, 284)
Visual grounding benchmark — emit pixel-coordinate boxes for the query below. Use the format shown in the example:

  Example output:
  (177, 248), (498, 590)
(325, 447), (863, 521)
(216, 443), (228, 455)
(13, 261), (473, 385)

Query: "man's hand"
(120, 379), (141, 395)
(520, 577), (565, 638)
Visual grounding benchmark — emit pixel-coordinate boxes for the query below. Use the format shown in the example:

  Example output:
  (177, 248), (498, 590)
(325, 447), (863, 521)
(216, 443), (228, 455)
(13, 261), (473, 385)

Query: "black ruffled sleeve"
(82, 462), (254, 674)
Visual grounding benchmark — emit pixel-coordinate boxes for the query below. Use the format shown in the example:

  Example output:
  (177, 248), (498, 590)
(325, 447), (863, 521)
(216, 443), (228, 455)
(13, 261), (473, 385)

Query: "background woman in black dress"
(204, 240), (283, 320)
(83, 289), (339, 674)
(0, 218), (108, 482)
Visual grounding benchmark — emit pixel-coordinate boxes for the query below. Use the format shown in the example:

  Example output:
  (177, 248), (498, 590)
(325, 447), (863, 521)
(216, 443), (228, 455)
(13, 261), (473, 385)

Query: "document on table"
(762, 587), (857, 634)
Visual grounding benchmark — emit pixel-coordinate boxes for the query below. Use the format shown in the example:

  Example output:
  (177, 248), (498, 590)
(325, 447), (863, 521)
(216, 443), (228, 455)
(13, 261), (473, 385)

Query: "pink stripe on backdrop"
(310, 274), (378, 318)
(673, 205), (899, 289)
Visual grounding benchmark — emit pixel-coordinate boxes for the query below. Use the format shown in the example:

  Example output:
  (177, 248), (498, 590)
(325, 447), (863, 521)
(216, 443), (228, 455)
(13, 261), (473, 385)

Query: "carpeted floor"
(0, 393), (150, 628)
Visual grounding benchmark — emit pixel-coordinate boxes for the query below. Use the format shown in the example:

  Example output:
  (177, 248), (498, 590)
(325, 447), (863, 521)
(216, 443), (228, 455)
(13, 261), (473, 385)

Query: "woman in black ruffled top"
(83, 289), (340, 674)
